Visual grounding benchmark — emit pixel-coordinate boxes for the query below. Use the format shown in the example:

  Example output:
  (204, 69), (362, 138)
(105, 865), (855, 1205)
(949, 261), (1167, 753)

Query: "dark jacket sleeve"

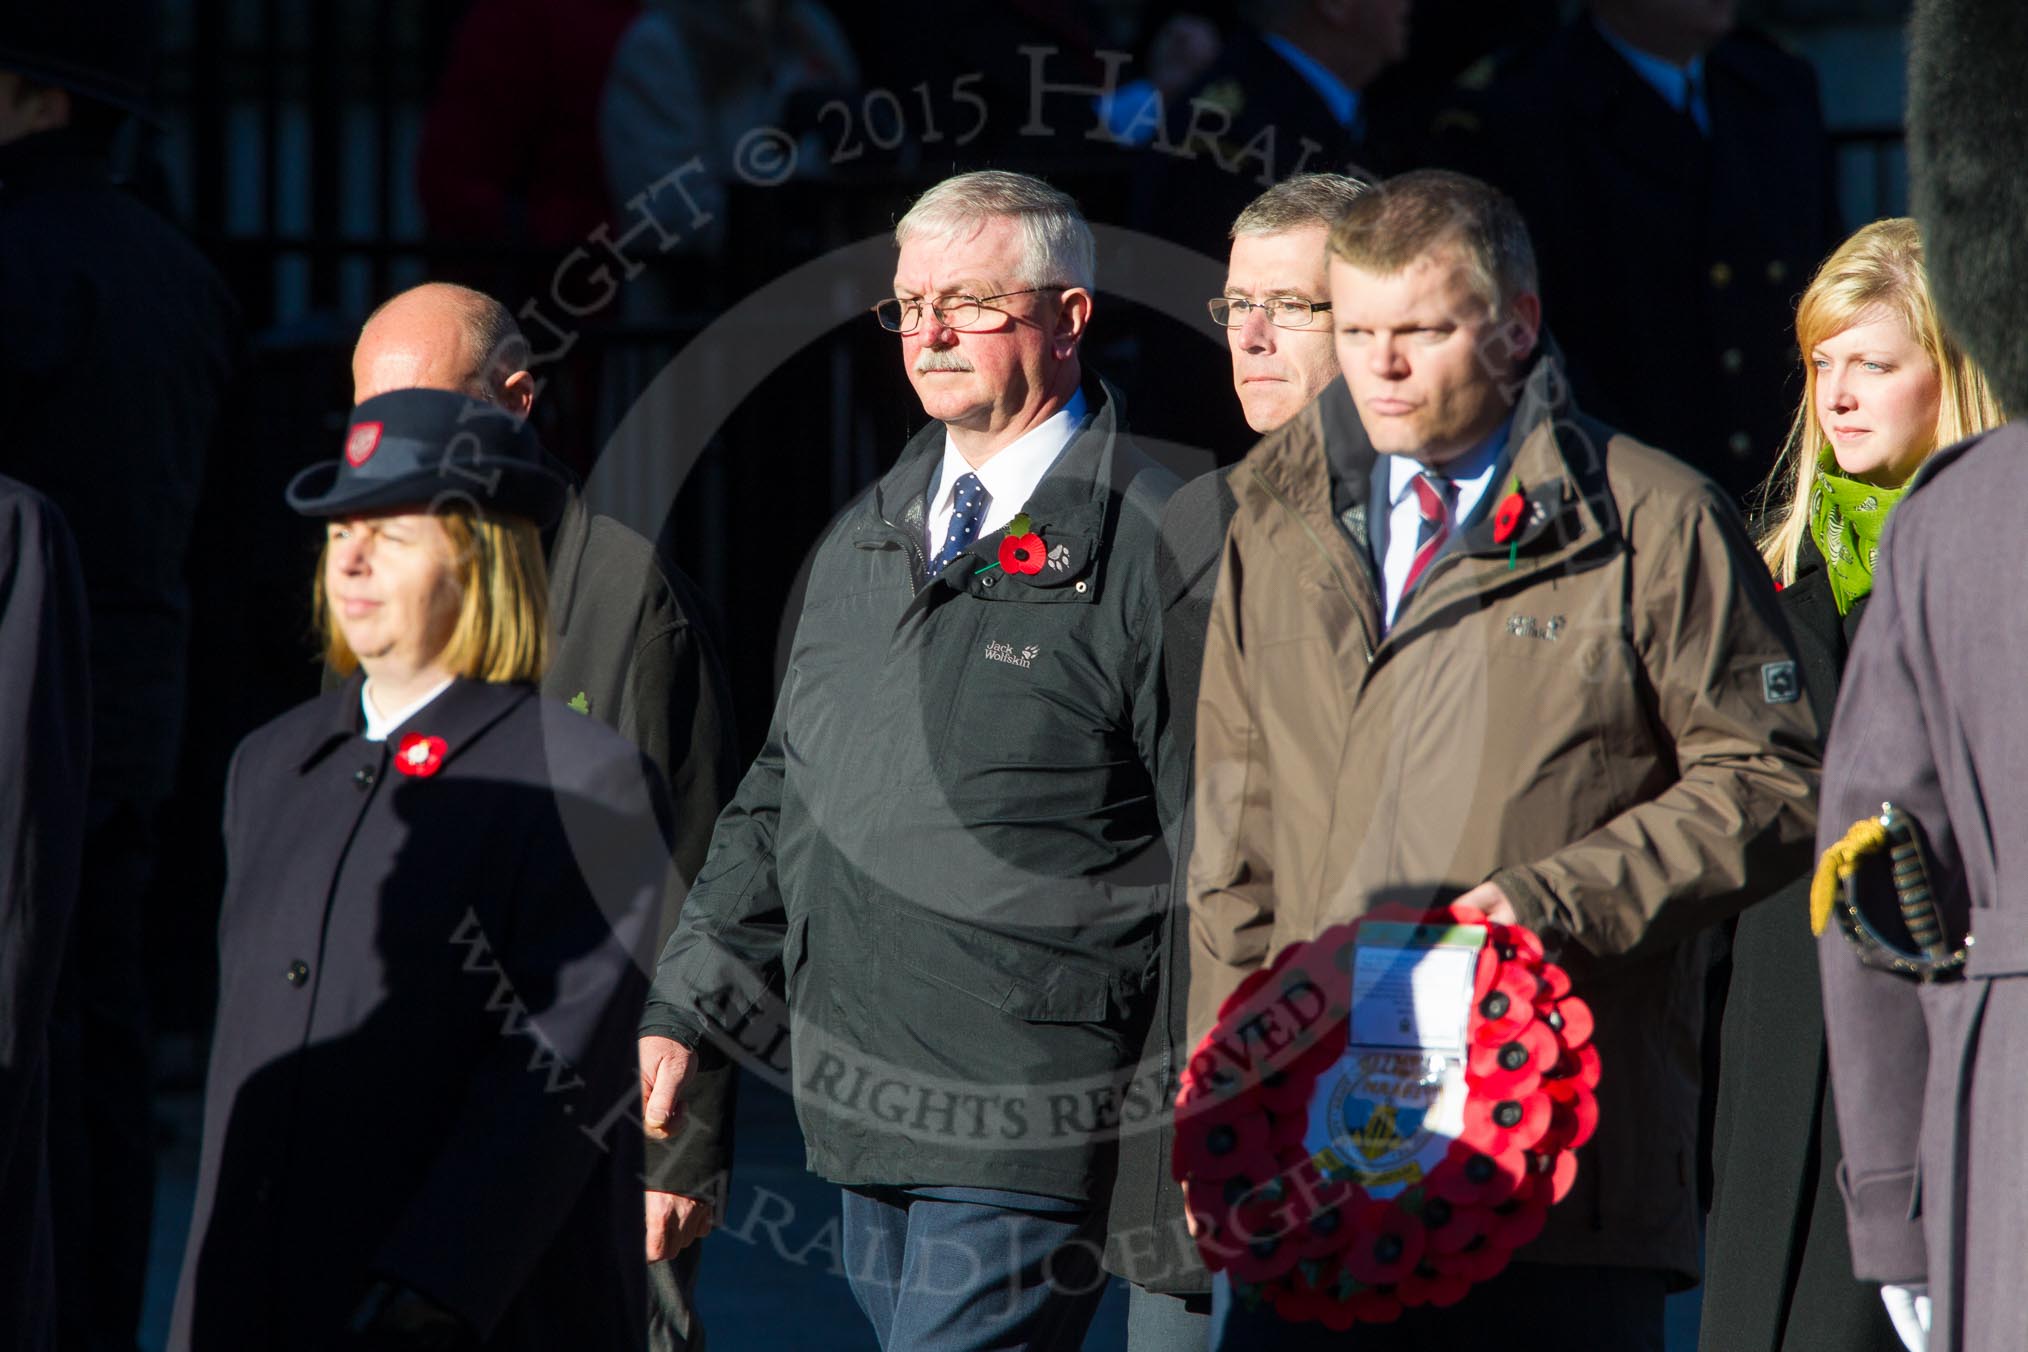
(550, 523), (745, 1201)
(1813, 531), (1939, 1285)
(0, 485), (89, 1180)
(619, 614), (739, 920)
(640, 698), (789, 1052)
(618, 611), (741, 1199)
(372, 748), (664, 1335)
(1102, 470), (1235, 1293)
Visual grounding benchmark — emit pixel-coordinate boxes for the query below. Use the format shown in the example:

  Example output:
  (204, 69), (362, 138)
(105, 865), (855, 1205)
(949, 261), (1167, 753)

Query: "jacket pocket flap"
(883, 903), (1112, 1023)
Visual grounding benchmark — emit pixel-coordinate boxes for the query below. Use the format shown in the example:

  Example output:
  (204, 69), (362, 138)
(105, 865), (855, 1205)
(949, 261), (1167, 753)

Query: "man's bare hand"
(645, 1189), (716, 1262)
(1452, 881), (1518, 927)
(638, 1035), (694, 1141)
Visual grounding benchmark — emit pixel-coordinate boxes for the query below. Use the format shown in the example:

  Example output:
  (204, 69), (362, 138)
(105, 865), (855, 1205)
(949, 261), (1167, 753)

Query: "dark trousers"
(841, 1187), (1109, 1351)
(648, 1242), (706, 1352)
(1126, 1284), (1211, 1350)
(48, 803), (157, 1352)
(1210, 1262), (1667, 1351)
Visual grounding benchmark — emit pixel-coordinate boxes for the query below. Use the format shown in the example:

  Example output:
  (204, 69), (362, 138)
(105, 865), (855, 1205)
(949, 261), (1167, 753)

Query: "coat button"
(1720, 347), (1744, 374)
(1074, 580), (1088, 594)
(285, 960), (310, 987)
(980, 574), (997, 588)
(353, 765), (376, 790)
(1708, 261), (1733, 288)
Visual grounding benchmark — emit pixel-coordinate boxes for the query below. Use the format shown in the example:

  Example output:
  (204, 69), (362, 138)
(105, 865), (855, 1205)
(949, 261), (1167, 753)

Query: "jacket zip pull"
(881, 512), (931, 580)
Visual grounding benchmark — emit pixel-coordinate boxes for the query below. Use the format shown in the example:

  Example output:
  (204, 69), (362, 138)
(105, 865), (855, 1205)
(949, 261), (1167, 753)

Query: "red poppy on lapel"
(998, 531), (1046, 575)
(1492, 476), (1528, 544)
(393, 733), (447, 777)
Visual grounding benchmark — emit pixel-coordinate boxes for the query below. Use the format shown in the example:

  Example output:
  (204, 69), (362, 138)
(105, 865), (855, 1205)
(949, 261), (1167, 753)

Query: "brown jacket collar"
(1245, 349), (1623, 571)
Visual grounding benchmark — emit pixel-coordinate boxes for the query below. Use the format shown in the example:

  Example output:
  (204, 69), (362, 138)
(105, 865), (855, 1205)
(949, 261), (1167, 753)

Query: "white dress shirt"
(361, 674), (456, 742)
(1380, 421), (1511, 628)
(924, 388), (1089, 559)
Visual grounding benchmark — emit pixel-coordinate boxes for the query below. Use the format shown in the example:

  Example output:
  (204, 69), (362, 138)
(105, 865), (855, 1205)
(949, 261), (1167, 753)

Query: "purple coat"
(1817, 424), (2028, 1352)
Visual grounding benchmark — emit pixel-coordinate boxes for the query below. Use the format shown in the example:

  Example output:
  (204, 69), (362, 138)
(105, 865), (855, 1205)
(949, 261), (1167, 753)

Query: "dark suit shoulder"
(1427, 22), (1598, 156)
(1156, 467), (1239, 606)
(575, 514), (690, 632)
(1711, 25), (1824, 92)
(1116, 439), (1184, 511)
(1159, 466), (1238, 537)
(0, 473), (69, 546)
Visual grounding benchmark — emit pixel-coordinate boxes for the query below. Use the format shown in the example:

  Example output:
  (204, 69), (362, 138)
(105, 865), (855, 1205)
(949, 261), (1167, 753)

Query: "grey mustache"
(914, 351), (975, 374)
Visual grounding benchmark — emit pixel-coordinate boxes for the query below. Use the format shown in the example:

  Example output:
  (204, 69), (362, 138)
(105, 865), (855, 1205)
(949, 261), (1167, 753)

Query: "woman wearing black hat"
(169, 389), (671, 1352)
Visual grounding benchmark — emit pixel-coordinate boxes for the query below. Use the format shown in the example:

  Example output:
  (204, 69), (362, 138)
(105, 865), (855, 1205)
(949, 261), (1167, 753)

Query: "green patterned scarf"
(1808, 450), (1910, 615)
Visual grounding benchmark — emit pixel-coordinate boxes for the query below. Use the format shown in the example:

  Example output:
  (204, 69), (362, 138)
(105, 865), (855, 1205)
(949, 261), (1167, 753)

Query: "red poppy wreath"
(1172, 901), (1597, 1328)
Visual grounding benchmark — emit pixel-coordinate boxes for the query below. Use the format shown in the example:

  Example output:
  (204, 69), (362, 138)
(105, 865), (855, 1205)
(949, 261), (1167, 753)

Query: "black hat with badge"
(286, 388), (571, 525)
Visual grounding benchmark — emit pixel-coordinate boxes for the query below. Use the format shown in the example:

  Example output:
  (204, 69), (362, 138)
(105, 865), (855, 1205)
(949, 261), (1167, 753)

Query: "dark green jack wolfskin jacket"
(643, 378), (1183, 1202)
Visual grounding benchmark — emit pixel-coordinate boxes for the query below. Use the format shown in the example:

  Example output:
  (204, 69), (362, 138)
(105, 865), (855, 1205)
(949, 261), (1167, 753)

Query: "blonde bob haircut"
(1757, 217), (2004, 584)
(315, 504), (551, 683)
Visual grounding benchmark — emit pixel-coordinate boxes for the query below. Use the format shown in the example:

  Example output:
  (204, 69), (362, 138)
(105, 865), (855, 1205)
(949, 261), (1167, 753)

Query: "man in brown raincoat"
(1188, 169), (1820, 1348)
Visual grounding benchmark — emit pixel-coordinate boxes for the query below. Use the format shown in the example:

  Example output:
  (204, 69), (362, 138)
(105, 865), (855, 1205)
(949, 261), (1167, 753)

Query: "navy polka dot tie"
(928, 471), (990, 577)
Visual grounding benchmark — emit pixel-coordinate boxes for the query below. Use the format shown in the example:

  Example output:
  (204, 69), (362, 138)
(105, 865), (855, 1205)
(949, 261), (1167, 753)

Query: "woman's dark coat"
(169, 675), (670, 1351)
(0, 479), (90, 1352)
(1701, 536), (1902, 1352)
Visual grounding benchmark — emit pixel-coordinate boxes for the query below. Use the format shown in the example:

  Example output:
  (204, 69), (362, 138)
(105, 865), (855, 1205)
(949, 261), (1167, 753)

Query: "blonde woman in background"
(1700, 217), (2001, 1352)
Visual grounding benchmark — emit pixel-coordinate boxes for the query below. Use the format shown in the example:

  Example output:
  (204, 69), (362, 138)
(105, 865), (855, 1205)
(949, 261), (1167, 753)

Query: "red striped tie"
(1402, 471), (1454, 596)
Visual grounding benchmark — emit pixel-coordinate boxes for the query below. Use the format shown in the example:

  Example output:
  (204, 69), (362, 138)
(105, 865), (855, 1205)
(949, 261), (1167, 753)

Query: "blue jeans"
(841, 1186), (1108, 1350)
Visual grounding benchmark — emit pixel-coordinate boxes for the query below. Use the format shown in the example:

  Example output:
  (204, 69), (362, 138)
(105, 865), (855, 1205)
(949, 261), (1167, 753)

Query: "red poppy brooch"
(1172, 900), (1596, 1328)
(1492, 476), (1528, 569)
(977, 514), (1073, 579)
(393, 732), (448, 777)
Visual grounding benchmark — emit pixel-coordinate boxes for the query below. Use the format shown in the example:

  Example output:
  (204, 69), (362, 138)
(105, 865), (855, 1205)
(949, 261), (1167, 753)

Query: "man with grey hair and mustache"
(640, 169), (1182, 1349)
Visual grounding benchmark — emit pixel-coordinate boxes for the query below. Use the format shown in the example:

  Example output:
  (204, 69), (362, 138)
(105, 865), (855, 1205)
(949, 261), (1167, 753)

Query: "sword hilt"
(1825, 803), (1966, 982)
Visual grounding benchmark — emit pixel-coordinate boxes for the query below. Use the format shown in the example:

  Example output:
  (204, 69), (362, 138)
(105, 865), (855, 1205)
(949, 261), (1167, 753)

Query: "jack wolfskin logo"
(1505, 614), (1565, 641)
(984, 640), (1039, 669)
(1762, 661), (1801, 704)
